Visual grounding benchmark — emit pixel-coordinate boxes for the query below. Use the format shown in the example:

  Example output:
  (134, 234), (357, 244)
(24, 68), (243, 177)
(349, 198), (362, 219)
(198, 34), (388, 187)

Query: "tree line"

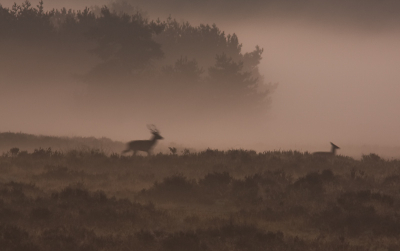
(0, 1), (275, 115)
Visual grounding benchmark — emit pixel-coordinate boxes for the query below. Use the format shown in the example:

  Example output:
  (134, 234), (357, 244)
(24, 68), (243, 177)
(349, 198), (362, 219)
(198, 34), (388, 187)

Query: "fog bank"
(1, 0), (399, 158)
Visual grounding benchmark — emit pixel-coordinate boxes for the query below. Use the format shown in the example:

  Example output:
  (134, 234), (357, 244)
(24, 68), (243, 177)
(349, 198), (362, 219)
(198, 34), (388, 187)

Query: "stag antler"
(147, 124), (159, 133)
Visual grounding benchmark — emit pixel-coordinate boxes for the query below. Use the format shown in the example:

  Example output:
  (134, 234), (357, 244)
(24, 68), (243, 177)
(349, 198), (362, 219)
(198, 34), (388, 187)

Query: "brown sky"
(1, 0), (400, 158)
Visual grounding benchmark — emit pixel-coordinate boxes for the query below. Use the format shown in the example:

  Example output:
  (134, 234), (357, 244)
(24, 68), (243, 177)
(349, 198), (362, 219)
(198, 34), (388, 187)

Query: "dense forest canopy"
(0, 1), (275, 125)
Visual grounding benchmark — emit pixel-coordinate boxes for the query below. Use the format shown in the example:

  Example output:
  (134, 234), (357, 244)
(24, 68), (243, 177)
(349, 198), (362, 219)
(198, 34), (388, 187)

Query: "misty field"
(1, 144), (400, 251)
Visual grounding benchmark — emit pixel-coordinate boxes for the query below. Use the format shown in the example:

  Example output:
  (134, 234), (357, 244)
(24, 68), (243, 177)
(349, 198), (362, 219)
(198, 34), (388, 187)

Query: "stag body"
(313, 142), (340, 157)
(122, 125), (163, 156)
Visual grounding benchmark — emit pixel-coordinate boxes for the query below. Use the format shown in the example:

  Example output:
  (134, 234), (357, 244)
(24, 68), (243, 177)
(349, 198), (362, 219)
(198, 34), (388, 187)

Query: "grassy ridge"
(0, 146), (400, 250)
(0, 132), (125, 154)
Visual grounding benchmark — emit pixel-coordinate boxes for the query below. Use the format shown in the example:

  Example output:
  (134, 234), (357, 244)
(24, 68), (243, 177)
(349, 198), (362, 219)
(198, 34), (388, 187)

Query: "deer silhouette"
(313, 142), (340, 157)
(122, 125), (163, 156)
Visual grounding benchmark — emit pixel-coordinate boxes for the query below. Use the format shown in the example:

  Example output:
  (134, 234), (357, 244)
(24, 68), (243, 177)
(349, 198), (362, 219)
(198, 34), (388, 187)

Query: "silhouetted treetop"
(0, 0), (54, 40)
(86, 6), (164, 77)
(155, 18), (243, 68)
(51, 7), (96, 39)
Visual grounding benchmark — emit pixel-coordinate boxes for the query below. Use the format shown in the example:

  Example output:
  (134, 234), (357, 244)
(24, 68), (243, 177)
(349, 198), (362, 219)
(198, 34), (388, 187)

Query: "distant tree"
(85, 6), (165, 80)
(207, 53), (268, 110)
(162, 56), (204, 83)
(242, 46), (264, 81)
(52, 7), (96, 41)
(155, 18), (242, 69)
(0, 5), (15, 38)
(154, 18), (270, 109)
(7, 0), (54, 40)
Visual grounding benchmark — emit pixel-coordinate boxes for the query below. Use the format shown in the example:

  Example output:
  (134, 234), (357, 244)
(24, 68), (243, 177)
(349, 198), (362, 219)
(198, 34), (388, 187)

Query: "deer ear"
(330, 142), (339, 148)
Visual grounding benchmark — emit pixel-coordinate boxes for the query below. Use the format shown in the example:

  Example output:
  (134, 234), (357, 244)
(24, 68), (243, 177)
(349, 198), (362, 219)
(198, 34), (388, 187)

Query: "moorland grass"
(0, 148), (399, 250)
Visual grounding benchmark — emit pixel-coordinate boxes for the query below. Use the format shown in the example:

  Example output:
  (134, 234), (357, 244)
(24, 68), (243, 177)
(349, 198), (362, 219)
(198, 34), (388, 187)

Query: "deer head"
(147, 124), (163, 140)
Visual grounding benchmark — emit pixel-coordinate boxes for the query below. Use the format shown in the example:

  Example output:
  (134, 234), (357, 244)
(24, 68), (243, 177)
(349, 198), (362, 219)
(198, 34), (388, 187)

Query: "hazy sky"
(1, 0), (400, 157)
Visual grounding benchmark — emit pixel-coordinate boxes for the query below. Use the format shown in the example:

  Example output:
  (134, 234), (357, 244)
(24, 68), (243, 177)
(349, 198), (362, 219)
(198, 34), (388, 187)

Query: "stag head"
(147, 124), (163, 139)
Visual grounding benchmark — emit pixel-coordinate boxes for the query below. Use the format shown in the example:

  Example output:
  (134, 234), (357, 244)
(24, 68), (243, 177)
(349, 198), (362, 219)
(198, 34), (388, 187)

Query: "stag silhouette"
(122, 125), (163, 156)
(313, 142), (340, 157)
